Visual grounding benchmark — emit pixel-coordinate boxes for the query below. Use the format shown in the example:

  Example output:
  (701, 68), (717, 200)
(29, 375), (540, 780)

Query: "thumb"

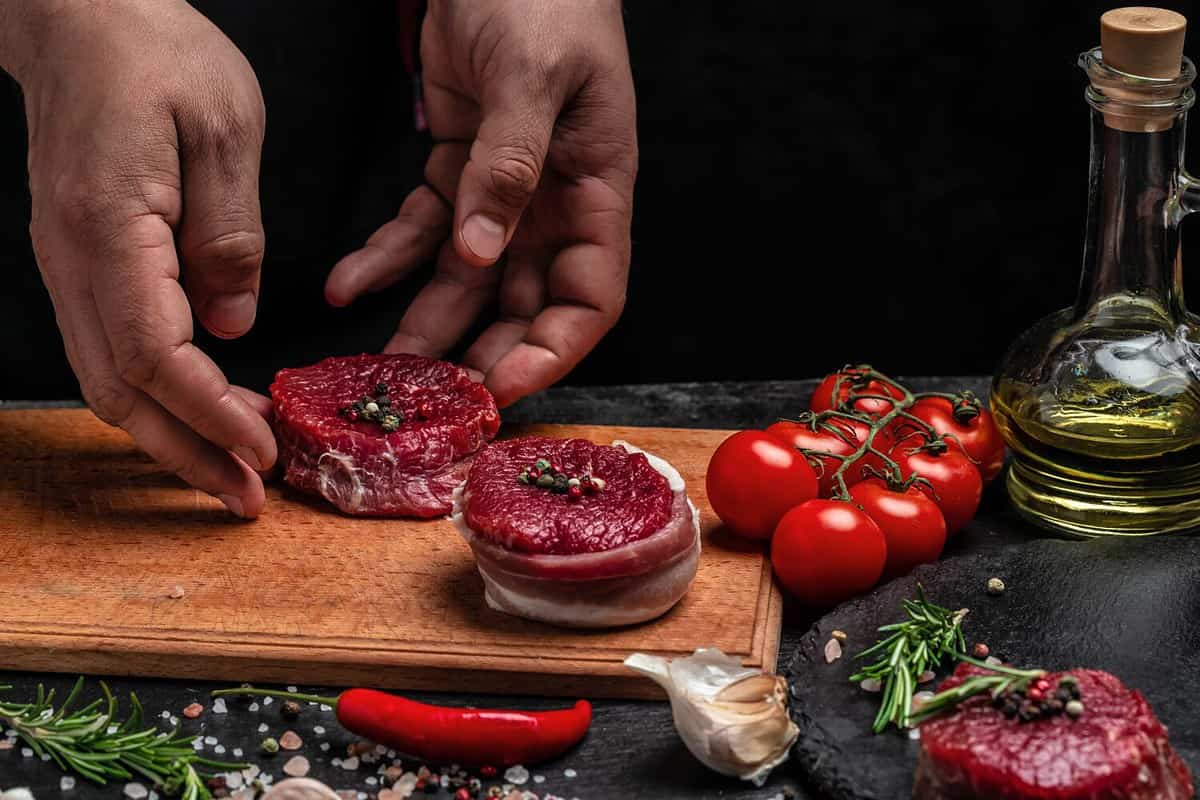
(454, 86), (558, 267)
(176, 102), (267, 339)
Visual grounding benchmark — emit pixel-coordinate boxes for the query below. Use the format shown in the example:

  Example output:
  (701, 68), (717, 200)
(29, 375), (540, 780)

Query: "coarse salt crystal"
(168, 585), (185, 599)
(204, 736), (218, 746)
(263, 697), (273, 706)
(107, 725), (119, 734)
(287, 686), (298, 693)
(860, 678), (882, 693)
(320, 742), (330, 752)
(40, 752), (50, 761)
(61, 776), (76, 791)
(233, 748), (243, 758)
(365, 777), (378, 786)
(258, 723), (269, 733)
(332, 758), (342, 767)
(248, 702), (259, 712)
(985, 656), (1003, 666)
(212, 698), (227, 714)
(912, 691), (935, 710)
(563, 769), (577, 779)
(320, 704), (333, 712)
(20, 747), (32, 758)
(279, 731), (303, 750)
(918, 670), (936, 684)
(169, 716), (179, 726)
(282, 755), (311, 777)
(342, 756), (360, 770)
(909, 728), (922, 740)
(225, 772), (244, 790)
(504, 765), (530, 785)
(161, 710), (171, 719)
(357, 794), (366, 800)
(242, 765), (261, 780)
(824, 638), (843, 663)
(192, 739), (204, 751)
(313, 725), (325, 735)
(214, 745), (226, 755)
(533, 775), (545, 784)
(149, 792), (159, 800)
(124, 783), (149, 800)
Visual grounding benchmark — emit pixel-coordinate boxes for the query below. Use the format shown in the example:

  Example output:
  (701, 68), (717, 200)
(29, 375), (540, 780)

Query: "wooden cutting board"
(0, 410), (780, 699)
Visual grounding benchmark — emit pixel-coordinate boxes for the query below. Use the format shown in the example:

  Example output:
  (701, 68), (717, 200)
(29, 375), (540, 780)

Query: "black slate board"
(784, 534), (1200, 800)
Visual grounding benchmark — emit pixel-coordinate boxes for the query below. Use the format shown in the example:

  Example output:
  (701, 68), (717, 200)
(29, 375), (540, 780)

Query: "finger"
(483, 243), (626, 407)
(89, 213), (278, 471)
(383, 240), (501, 357)
(324, 185), (450, 307)
(231, 385), (273, 423)
(453, 81), (560, 267)
(176, 96), (267, 339)
(461, 256), (544, 375)
(48, 267), (265, 517)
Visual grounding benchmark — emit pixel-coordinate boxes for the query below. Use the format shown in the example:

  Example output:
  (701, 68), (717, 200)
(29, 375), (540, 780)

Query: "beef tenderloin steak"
(452, 436), (700, 627)
(915, 663), (1194, 799)
(271, 354), (500, 517)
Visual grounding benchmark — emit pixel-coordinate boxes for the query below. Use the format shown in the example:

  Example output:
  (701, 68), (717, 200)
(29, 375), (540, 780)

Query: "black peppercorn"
(281, 699), (302, 719)
(375, 382), (389, 395)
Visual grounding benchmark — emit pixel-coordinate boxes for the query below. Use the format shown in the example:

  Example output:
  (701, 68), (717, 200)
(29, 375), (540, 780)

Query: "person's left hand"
(325, 0), (637, 408)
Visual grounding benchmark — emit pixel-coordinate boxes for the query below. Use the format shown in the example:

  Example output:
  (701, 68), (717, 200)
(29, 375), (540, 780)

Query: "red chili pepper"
(212, 687), (591, 766)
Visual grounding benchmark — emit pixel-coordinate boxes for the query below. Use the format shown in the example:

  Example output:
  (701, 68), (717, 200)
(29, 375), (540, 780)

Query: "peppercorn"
(418, 402), (434, 419)
(1065, 699), (1084, 718)
(552, 474), (569, 493)
(376, 383), (389, 395)
(1027, 687), (1044, 702)
(1001, 701), (1019, 719)
(346, 409), (359, 422)
(1018, 702), (1039, 722)
(568, 485), (583, 500)
(480, 766), (497, 778)
(517, 472), (531, 485)
(260, 737), (280, 755)
(534, 459), (551, 472)
(1046, 698), (1065, 714)
(423, 779), (439, 794)
(1034, 679), (1051, 692)
(986, 577), (1006, 596)
(281, 699), (302, 719)
(1055, 687), (1073, 703)
(972, 642), (990, 659)
(381, 415), (401, 433)
(454, 789), (471, 800)
(536, 474), (556, 489)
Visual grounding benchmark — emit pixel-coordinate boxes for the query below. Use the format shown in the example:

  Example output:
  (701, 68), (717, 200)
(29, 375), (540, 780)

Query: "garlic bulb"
(625, 648), (799, 786)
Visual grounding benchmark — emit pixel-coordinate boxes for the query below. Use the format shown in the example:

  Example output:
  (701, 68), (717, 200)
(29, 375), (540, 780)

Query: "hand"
(326, 0), (638, 407)
(3, 0), (276, 516)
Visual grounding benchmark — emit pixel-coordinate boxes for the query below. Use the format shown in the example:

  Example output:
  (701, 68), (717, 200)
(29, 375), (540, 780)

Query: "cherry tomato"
(906, 397), (1006, 483)
(892, 442), (982, 536)
(810, 368), (905, 416)
(770, 499), (887, 607)
(767, 418), (862, 497)
(706, 431), (818, 540)
(849, 479), (946, 579)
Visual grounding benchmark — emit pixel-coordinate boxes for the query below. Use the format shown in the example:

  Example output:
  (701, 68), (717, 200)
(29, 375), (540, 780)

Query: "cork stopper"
(1101, 7), (1186, 78)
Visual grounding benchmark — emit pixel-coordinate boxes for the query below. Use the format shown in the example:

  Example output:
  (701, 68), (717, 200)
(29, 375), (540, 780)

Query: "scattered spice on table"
(279, 731), (303, 751)
(831, 630), (848, 643)
(184, 701), (205, 718)
(281, 699), (302, 719)
(824, 638), (843, 663)
(282, 755), (311, 777)
(986, 577), (1006, 596)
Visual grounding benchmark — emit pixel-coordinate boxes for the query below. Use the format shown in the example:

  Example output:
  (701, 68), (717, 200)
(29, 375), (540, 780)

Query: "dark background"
(1, 1), (1196, 399)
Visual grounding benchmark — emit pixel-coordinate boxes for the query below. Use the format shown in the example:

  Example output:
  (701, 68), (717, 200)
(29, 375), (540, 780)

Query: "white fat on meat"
(451, 441), (701, 628)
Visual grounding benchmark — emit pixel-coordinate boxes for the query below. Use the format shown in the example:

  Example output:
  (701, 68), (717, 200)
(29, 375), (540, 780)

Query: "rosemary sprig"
(848, 586), (968, 733)
(907, 655), (1045, 727)
(0, 678), (247, 799)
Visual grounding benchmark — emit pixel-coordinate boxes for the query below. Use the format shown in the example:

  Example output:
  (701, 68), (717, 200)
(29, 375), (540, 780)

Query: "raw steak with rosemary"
(914, 663), (1194, 799)
(271, 354), (500, 517)
(451, 436), (700, 627)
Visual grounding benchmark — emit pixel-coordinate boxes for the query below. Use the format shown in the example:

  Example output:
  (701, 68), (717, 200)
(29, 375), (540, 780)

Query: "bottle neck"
(1073, 110), (1189, 320)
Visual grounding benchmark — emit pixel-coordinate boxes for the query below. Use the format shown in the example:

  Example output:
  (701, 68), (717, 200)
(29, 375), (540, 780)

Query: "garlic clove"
(625, 648), (800, 786)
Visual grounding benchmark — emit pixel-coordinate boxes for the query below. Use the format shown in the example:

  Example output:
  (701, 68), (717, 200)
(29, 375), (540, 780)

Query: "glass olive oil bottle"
(992, 9), (1200, 537)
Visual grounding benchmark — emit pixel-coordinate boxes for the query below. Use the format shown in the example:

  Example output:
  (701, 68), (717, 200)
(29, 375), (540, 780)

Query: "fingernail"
(233, 445), (264, 471)
(461, 214), (507, 262)
(206, 291), (258, 337)
(464, 368), (485, 383)
(217, 493), (245, 518)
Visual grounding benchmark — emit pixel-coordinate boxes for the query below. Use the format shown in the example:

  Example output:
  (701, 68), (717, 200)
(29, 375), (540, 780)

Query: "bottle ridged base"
(1006, 459), (1200, 538)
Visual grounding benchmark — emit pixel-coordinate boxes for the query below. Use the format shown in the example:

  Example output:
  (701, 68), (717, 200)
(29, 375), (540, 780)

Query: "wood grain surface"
(0, 410), (780, 699)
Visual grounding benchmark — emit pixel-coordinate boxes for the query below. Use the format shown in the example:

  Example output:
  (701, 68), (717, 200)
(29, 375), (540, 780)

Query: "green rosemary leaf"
(0, 679), (248, 797)
(851, 585), (970, 733)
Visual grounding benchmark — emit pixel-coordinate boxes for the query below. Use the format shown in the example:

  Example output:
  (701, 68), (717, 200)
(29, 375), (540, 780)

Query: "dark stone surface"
(0, 377), (1047, 800)
(787, 536), (1200, 800)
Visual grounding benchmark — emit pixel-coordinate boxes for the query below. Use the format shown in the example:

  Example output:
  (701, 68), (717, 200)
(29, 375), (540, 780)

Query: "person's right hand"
(1, 0), (276, 517)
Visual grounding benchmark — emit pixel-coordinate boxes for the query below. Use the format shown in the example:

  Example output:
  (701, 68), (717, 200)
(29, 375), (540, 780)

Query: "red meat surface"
(914, 663), (1194, 800)
(271, 354), (500, 517)
(463, 436), (674, 555)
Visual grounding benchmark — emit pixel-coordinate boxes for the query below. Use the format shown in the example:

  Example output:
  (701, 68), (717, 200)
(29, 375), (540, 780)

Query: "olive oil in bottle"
(992, 8), (1200, 537)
